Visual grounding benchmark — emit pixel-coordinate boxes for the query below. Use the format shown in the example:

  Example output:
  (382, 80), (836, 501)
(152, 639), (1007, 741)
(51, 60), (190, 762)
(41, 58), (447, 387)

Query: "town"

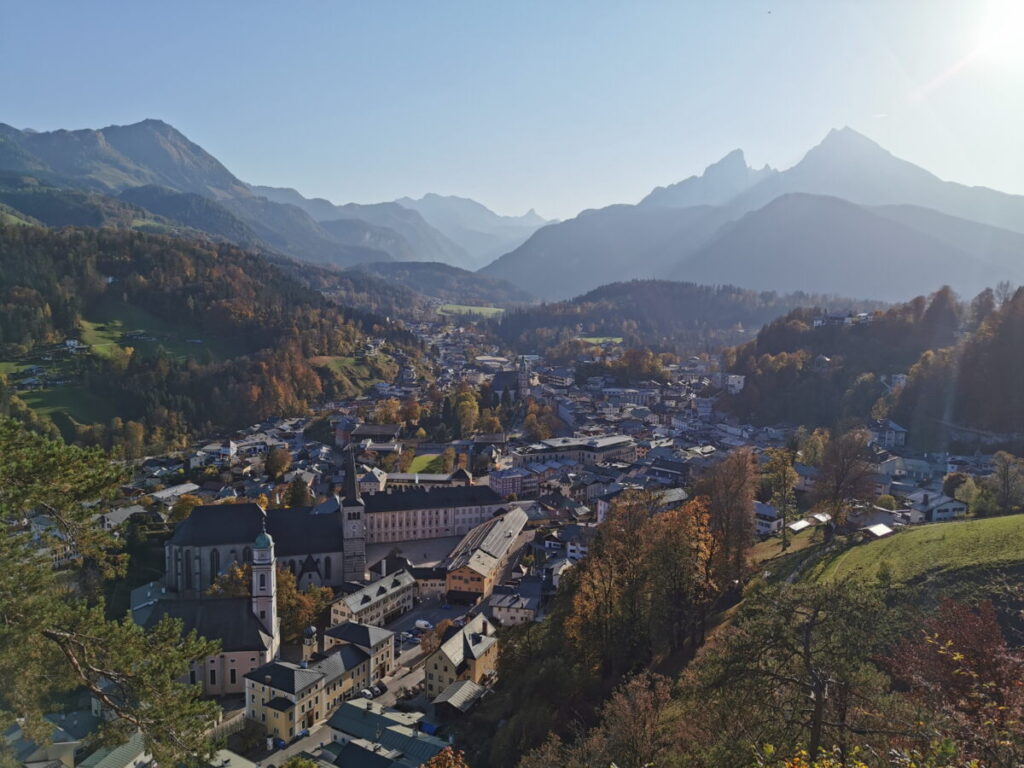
(11, 303), (1008, 768)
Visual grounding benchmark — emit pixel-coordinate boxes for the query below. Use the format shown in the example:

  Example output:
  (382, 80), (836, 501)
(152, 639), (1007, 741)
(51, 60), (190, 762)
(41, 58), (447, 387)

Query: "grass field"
(814, 515), (1024, 584)
(438, 304), (505, 318)
(0, 361), (27, 375)
(21, 386), (120, 440)
(408, 453), (445, 473)
(310, 355), (387, 392)
(579, 336), (623, 344)
(80, 299), (231, 360)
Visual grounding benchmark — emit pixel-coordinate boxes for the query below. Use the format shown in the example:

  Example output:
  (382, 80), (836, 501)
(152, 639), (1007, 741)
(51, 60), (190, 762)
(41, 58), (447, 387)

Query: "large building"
(323, 621), (396, 681)
(423, 615), (499, 699)
(329, 569), (415, 627)
(444, 508), (529, 602)
(136, 525), (280, 696)
(244, 645), (374, 741)
(362, 485), (506, 544)
(164, 451), (367, 593)
(510, 435), (636, 468)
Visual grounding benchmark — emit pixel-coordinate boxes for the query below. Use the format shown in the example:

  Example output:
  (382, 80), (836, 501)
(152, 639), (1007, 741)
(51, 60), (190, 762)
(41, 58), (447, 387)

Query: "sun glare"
(974, 0), (1024, 65)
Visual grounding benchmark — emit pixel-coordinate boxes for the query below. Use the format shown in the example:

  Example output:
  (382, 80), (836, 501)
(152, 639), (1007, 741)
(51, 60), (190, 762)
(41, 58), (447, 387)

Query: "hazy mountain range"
(0, 118), (548, 274)
(4, 118), (1024, 305)
(482, 127), (1024, 301)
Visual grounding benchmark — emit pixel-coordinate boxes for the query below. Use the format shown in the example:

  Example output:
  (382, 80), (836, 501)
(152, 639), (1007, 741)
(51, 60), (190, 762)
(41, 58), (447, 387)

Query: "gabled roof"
(168, 503), (344, 556)
(245, 660), (322, 694)
(433, 614), (497, 671)
(312, 645), (370, 683)
(324, 621), (394, 649)
(139, 597), (272, 652)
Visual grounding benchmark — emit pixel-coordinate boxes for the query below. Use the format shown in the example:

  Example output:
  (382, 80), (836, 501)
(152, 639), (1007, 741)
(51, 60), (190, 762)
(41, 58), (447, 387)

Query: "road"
(386, 594), (465, 634)
(254, 724), (332, 768)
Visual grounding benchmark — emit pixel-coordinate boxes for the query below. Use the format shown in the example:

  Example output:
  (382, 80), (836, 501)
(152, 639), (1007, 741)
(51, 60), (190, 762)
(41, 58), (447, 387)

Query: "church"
(163, 452), (367, 594)
(134, 521), (282, 696)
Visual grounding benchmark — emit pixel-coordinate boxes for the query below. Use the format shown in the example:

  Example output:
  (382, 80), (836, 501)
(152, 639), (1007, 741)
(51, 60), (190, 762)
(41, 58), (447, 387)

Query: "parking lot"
(386, 594), (467, 636)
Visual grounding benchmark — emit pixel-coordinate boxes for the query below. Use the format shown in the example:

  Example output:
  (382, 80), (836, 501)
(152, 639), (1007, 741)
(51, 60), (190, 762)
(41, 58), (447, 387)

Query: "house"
(905, 490), (967, 522)
(433, 680), (487, 719)
(794, 463), (818, 492)
(754, 501), (782, 536)
(2, 711), (100, 768)
(329, 570), (415, 627)
(75, 732), (150, 768)
(487, 581), (542, 625)
(326, 700), (446, 765)
(322, 621), (396, 680)
(444, 508), (528, 602)
(869, 419), (908, 449)
(423, 614), (499, 698)
(244, 642), (375, 741)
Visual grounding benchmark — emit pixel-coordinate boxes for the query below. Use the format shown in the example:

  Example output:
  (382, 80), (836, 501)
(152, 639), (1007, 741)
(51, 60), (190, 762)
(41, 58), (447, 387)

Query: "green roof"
(77, 732), (147, 768)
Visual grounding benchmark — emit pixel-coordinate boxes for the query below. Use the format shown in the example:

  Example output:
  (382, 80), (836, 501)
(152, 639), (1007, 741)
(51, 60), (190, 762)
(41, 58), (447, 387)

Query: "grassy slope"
(814, 515), (1024, 585)
(80, 298), (233, 360)
(438, 304), (504, 318)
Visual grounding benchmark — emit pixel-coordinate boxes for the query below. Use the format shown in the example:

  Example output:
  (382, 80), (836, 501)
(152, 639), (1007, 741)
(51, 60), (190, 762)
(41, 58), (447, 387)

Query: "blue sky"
(3, 1), (1022, 219)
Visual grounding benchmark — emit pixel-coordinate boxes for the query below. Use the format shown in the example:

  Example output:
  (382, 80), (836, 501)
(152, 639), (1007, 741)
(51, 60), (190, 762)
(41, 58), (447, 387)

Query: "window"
(243, 546), (252, 564)
(210, 548), (220, 576)
(230, 669), (237, 685)
(259, 572), (266, 589)
(184, 550), (193, 590)
(210, 669), (217, 685)
(189, 669), (196, 685)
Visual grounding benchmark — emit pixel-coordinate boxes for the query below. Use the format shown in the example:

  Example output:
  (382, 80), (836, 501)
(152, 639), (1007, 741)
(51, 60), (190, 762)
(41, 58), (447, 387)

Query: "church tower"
(251, 518), (280, 658)
(340, 448), (367, 581)
(517, 355), (532, 399)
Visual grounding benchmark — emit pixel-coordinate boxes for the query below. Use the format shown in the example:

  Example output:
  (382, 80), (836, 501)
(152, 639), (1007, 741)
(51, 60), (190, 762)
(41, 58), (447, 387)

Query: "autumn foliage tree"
(695, 447), (757, 582)
(812, 428), (875, 525)
(886, 599), (1024, 767)
(208, 563), (332, 642)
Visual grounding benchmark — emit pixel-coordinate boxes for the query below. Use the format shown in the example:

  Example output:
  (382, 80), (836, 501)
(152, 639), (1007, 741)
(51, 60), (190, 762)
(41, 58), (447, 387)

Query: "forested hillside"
(493, 280), (881, 358)
(722, 285), (1009, 444)
(0, 225), (413, 447)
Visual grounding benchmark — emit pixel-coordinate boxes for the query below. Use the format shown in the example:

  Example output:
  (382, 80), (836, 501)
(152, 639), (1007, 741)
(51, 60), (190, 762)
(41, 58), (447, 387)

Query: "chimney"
(264, 675), (271, 685)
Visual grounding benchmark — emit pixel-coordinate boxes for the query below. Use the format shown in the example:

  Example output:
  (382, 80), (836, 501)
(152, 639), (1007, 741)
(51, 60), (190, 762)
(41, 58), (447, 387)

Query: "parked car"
(376, 682), (388, 694)
(360, 688), (374, 699)
(415, 619), (434, 630)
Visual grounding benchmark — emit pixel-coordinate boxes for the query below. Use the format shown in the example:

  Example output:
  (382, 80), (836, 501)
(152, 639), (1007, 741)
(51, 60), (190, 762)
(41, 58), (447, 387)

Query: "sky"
(3, 1), (1023, 220)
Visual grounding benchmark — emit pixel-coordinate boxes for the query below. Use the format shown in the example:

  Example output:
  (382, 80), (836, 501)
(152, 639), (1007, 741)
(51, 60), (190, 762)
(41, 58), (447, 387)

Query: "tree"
(0, 418), (219, 765)
(523, 412), (549, 441)
(942, 471), (968, 498)
(695, 447), (757, 582)
(519, 673), (674, 768)
(812, 429), (875, 525)
(168, 493), (203, 523)
(419, 619), (454, 655)
(984, 451), (1024, 516)
(285, 478), (313, 508)
(400, 397), (421, 425)
(209, 563), (331, 642)
(281, 757), (319, 768)
(440, 446), (456, 474)
(423, 747), (472, 768)
(265, 446), (292, 479)
(875, 494), (897, 510)
(762, 449), (798, 550)
(886, 600), (1024, 766)
(682, 582), (896, 765)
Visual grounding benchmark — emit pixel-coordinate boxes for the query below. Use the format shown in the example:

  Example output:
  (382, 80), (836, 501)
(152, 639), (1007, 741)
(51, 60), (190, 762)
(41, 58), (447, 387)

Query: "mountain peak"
(640, 147), (775, 208)
(811, 126), (889, 158)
